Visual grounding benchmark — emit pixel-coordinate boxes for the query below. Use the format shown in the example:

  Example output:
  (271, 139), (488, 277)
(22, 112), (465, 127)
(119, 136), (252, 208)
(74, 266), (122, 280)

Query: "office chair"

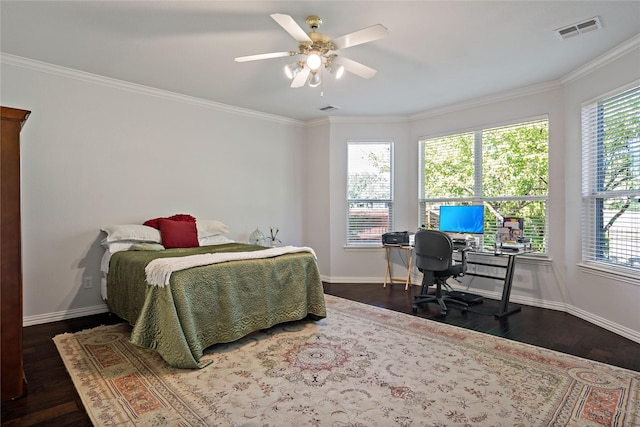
(412, 229), (469, 316)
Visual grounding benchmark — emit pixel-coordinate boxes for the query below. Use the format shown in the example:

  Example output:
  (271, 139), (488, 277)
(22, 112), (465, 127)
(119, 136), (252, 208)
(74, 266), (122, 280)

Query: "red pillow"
(158, 218), (199, 248)
(144, 214), (196, 229)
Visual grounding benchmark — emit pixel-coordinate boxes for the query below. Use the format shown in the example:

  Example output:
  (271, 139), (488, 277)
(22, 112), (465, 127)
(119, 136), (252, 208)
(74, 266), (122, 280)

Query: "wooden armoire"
(1, 106), (30, 401)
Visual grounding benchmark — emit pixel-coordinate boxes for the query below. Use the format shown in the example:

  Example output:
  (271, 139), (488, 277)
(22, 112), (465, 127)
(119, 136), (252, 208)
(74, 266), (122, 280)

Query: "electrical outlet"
(83, 277), (93, 289)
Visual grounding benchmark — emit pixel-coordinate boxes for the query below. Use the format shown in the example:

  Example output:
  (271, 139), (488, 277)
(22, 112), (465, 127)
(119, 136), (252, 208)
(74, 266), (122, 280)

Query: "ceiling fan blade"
(332, 24), (388, 50)
(235, 51), (295, 62)
(271, 13), (312, 43)
(291, 67), (310, 88)
(335, 57), (377, 79)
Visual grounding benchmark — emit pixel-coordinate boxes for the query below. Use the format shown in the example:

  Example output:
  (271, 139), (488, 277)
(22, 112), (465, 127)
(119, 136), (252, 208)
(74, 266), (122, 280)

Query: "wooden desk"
(383, 245), (413, 290)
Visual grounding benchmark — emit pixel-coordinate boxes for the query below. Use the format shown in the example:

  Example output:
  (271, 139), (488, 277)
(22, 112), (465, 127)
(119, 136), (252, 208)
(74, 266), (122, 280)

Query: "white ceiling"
(2, 1), (639, 121)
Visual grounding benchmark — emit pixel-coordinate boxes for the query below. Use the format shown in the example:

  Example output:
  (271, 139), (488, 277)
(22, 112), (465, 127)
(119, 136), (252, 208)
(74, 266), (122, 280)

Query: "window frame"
(346, 140), (394, 247)
(418, 116), (550, 254)
(581, 82), (640, 276)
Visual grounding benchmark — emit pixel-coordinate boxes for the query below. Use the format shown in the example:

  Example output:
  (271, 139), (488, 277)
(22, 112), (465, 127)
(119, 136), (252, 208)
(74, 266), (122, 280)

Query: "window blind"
(347, 142), (393, 245)
(419, 119), (549, 253)
(582, 85), (640, 272)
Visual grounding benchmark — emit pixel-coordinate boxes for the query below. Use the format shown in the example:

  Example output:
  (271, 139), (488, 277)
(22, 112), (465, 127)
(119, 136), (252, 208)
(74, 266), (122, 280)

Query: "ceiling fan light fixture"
(236, 14), (388, 91)
(306, 51), (322, 71)
(308, 71), (321, 87)
(329, 63), (345, 79)
(284, 62), (302, 79)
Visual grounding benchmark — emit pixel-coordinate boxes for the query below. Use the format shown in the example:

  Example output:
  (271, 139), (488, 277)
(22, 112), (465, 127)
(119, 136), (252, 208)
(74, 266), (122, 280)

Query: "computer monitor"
(438, 205), (485, 235)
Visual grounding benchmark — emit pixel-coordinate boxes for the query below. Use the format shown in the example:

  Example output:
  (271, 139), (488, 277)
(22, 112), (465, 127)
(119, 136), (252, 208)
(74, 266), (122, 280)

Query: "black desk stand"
(495, 252), (522, 318)
(463, 249), (529, 318)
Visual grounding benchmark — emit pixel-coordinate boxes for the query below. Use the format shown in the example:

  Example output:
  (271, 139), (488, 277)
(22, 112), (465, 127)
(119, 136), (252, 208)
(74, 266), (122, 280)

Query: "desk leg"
(495, 253), (521, 318)
(383, 246), (412, 290)
(383, 247), (391, 288)
(404, 249), (412, 290)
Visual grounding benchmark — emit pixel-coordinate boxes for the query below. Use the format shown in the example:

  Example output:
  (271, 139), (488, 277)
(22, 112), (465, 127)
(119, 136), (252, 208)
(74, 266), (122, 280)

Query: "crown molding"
(4, 31), (638, 128)
(560, 34), (640, 86)
(0, 53), (304, 126)
(409, 34), (640, 122)
(328, 115), (409, 124)
(305, 117), (331, 128)
(408, 81), (562, 122)
(304, 115), (409, 128)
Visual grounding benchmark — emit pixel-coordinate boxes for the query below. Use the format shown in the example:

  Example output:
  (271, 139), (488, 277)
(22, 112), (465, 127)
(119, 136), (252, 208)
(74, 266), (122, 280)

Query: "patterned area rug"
(54, 295), (639, 426)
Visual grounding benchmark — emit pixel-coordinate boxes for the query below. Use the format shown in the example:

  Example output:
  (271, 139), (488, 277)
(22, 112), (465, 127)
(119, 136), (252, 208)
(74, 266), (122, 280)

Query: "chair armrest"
(458, 247), (471, 275)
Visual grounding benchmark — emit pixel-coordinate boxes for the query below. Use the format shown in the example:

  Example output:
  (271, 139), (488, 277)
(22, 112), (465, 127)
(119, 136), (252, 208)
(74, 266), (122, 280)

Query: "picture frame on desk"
(503, 217), (524, 230)
(496, 227), (511, 243)
(502, 217), (524, 240)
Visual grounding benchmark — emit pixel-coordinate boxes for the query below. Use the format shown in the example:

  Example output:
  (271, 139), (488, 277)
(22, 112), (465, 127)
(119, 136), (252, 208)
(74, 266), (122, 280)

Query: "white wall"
(2, 57), (305, 323)
(327, 117), (411, 282)
(562, 40), (640, 339)
(319, 88), (569, 304)
(407, 85), (568, 308)
(315, 39), (639, 342)
(3, 36), (639, 342)
(303, 120), (331, 274)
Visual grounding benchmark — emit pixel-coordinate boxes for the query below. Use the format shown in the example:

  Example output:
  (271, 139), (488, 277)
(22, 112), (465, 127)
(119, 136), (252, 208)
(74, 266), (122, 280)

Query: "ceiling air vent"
(319, 105), (341, 112)
(555, 16), (602, 40)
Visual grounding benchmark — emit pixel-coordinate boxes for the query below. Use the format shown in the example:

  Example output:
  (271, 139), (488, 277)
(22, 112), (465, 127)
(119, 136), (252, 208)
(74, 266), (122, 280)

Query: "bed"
(101, 221), (326, 369)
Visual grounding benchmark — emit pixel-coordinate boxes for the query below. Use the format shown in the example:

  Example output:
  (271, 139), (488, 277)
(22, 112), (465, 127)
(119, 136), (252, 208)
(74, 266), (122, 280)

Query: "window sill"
(344, 245), (385, 251)
(578, 262), (640, 285)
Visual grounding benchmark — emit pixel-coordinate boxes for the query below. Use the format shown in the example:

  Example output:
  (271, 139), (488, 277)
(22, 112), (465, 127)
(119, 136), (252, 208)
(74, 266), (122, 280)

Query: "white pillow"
(196, 220), (230, 238)
(100, 240), (140, 253)
(130, 242), (165, 251)
(101, 224), (162, 243)
(198, 235), (234, 246)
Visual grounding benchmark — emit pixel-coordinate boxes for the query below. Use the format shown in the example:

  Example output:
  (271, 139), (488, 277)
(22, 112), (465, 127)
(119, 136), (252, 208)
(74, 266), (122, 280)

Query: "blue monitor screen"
(439, 205), (485, 234)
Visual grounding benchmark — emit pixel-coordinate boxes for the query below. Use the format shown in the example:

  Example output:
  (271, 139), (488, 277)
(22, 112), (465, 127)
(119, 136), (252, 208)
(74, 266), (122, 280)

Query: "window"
(419, 119), (549, 252)
(347, 142), (393, 246)
(582, 85), (640, 274)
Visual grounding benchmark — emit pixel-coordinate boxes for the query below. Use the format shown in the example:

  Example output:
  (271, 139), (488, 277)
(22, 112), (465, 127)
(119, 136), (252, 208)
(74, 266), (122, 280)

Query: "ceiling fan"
(234, 14), (388, 88)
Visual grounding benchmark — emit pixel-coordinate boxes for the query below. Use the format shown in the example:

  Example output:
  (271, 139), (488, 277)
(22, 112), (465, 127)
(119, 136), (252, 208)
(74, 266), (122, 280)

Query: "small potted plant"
(268, 227), (281, 247)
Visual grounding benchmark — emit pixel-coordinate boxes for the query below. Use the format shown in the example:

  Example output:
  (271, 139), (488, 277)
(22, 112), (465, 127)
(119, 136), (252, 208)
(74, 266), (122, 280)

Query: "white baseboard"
(24, 279), (640, 345)
(446, 284), (568, 312)
(446, 284), (640, 343)
(444, 283), (640, 343)
(23, 304), (109, 327)
(321, 276), (640, 345)
(565, 304), (640, 344)
(321, 275), (383, 283)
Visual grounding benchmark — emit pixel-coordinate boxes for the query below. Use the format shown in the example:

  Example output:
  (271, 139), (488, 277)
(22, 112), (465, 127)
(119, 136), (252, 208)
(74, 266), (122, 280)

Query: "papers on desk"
(499, 245), (525, 253)
(495, 241), (533, 253)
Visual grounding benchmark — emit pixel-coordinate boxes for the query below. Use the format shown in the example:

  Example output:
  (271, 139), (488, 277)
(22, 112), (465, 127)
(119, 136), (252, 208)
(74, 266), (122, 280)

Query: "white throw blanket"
(145, 246), (317, 287)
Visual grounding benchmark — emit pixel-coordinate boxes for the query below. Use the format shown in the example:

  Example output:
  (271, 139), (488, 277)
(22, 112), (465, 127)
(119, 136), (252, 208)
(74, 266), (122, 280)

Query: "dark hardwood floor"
(323, 282), (640, 372)
(2, 282), (639, 426)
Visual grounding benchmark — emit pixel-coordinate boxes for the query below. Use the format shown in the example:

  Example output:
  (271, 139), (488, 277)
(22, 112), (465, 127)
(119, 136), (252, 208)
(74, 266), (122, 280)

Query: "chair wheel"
(412, 306), (418, 314)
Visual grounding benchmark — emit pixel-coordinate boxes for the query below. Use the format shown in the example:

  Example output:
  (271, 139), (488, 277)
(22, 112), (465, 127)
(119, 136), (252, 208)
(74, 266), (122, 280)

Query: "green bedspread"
(106, 243), (326, 368)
